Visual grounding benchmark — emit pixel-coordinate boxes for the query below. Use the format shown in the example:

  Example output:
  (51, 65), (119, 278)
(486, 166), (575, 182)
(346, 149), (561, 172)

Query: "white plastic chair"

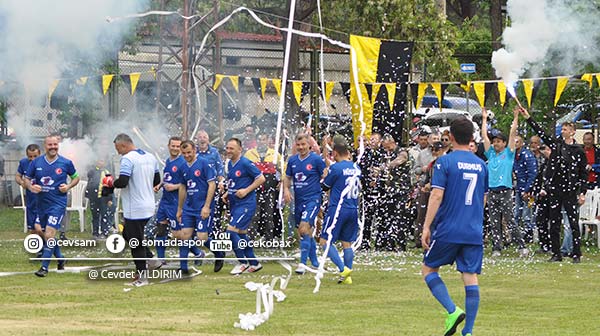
(66, 180), (88, 232)
(13, 185), (27, 233)
(580, 188), (600, 247)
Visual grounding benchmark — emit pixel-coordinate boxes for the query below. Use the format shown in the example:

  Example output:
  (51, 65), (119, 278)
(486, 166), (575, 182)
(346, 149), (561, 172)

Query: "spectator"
(519, 107), (587, 263)
(376, 134), (413, 252)
(86, 158), (114, 238)
(357, 132), (384, 250)
(512, 135), (538, 243)
(413, 141), (448, 248)
(244, 133), (280, 241)
(532, 144), (552, 253)
(242, 125), (257, 150)
(582, 132), (600, 189)
(481, 107), (527, 257)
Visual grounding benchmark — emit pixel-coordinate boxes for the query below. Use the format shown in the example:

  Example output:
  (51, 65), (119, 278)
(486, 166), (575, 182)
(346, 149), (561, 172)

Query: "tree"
(319, 0), (460, 81)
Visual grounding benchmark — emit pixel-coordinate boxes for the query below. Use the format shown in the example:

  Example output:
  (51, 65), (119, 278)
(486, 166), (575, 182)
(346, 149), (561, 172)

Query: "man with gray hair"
(105, 133), (162, 286)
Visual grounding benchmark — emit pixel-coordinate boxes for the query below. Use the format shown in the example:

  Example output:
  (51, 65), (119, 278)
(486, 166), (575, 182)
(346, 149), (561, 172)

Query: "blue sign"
(460, 63), (476, 73)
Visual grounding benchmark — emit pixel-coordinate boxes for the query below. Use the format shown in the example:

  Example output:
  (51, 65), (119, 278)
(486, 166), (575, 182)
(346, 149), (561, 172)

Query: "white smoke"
(491, 0), (600, 83)
(0, 0), (148, 96)
(0, 0), (180, 174)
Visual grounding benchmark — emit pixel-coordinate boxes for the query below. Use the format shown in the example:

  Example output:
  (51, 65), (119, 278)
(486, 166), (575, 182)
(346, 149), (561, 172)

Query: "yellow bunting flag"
(554, 77), (569, 106)
(581, 73), (593, 88)
(460, 81), (471, 93)
(48, 79), (60, 101)
(596, 74), (600, 88)
(102, 75), (114, 95)
(415, 83), (428, 109)
(325, 81), (335, 103)
(292, 81), (303, 105)
(385, 83), (396, 111)
(259, 78), (268, 99)
(522, 79), (534, 108)
(473, 82), (486, 107)
(213, 74), (225, 91)
(497, 81), (507, 107)
(371, 83), (382, 104)
(129, 73), (141, 95)
(228, 76), (239, 92)
(430, 82), (442, 110)
(272, 79), (282, 97)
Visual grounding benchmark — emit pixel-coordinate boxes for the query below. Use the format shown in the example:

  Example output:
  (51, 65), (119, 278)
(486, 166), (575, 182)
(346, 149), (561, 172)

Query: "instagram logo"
(24, 234), (44, 253)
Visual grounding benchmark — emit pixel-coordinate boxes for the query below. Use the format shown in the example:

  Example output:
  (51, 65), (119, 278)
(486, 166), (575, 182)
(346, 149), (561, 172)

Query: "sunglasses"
(441, 138), (449, 142)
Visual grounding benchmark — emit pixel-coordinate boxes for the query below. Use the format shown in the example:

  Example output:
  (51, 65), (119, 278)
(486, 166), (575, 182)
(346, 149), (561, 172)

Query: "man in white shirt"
(106, 133), (162, 286)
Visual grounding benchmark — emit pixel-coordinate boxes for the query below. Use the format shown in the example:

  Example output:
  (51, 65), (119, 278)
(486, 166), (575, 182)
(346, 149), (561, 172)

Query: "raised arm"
(481, 107), (491, 151)
(519, 107), (554, 146)
(508, 107), (519, 152)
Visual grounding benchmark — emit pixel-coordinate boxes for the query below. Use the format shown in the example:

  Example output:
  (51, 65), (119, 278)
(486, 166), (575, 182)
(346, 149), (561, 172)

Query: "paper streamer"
(234, 261), (292, 331)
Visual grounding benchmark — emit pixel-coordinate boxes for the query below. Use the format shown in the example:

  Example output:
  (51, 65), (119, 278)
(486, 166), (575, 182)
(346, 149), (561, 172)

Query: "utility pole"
(181, 0), (191, 139)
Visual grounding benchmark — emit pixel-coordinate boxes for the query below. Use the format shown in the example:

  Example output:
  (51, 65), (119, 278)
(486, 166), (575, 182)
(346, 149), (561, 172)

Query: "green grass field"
(1, 206), (599, 335)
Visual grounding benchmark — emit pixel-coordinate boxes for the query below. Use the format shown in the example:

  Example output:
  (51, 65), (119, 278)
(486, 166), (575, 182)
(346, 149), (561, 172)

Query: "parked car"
(413, 107), (481, 142)
(420, 95), (481, 116)
(555, 102), (600, 137)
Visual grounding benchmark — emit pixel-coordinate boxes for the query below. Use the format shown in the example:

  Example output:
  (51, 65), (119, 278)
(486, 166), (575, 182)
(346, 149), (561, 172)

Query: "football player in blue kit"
(153, 137), (204, 265)
(320, 141), (361, 285)
(283, 133), (326, 274)
(25, 135), (80, 277)
(15, 144), (42, 236)
(421, 117), (488, 336)
(175, 140), (225, 274)
(223, 138), (266, 275)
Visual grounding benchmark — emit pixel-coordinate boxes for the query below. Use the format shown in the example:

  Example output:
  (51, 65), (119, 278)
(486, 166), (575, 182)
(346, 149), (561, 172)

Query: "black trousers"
(361, 192), (379, 249)
(535, 198), (551, 251)
(123, 218), (154, 271)
(547, 192), (581, 258)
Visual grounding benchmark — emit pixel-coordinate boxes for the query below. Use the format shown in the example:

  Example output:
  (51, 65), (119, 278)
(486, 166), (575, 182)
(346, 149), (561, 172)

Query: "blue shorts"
(156, 203), (177, 224)
(423, 240), (483, 274)
(37, 209), (65, 230)
(294, 201), (321, 227)
(26, 207), (38, 230)
(180, 213), (213, 233)
(229, 203), (256, 231)
(320, 207), (359, 243)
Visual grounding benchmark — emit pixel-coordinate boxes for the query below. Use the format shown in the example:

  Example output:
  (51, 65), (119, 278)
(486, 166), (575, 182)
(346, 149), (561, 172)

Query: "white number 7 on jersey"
(463, 173), (477, 206)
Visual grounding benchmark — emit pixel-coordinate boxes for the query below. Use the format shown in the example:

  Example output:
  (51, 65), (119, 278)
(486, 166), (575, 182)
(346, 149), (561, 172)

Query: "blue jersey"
(160, 156), (185, 207)
(26, 155), (77, 212)
(285, 152), (326, 205)
(17, 157), (38, 209)
(182, 157), (216, 214)
(197, 145), (224, 177)
(430, 150), (488, 245)
(227, 156), (262, 206)
(485, 147), (514, 189)
(323, 160), (361, 209)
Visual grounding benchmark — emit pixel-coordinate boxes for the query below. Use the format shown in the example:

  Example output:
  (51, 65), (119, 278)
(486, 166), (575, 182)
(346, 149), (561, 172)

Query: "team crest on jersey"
(55, 168), (63, 175)
(40, 176), (54, 186)
(306, 164), (313, 171)
(295, 172), (307, 182)
(171, 166), (178, 172)
(235, 170), (241, 177)
(194, 169), (201, 177)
